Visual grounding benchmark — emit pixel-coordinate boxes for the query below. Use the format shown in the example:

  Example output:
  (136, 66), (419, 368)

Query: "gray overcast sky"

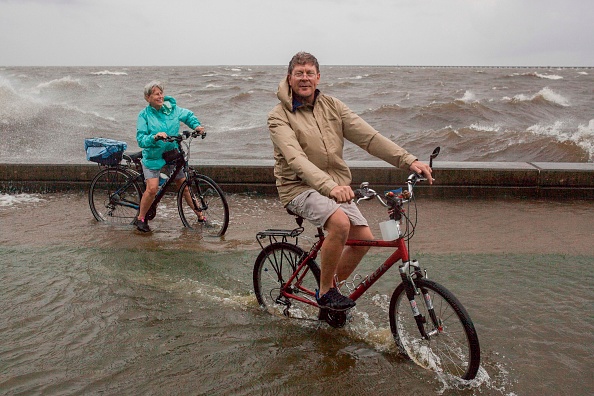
(1, 0), (593, 66)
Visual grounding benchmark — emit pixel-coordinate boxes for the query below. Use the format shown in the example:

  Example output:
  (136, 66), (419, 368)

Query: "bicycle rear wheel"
(389, 278), (480, 380)
(253, 242), (321, 321)
(88, 167), (141, 224)
(177, 173), (229, 236)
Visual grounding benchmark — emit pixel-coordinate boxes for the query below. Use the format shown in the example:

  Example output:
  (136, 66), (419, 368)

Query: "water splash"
(0, 193), (44, 207)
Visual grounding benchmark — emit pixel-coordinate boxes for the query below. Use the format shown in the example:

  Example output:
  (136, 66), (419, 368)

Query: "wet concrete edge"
(1, 160), (593, 199)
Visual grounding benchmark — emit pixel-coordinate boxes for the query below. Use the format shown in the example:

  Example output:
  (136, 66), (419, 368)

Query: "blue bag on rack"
(84, 138), (127, 165)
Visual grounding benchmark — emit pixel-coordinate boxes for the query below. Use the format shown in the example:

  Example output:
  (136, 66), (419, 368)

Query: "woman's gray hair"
(144, 81), (164, 97)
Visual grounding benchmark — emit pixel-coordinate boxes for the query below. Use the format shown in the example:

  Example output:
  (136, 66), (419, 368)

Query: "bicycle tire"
(88, 167), (142, 224)
(389, 278), (481, 380)
(253, 242), (321, 321)
(177, 173), (229, 236)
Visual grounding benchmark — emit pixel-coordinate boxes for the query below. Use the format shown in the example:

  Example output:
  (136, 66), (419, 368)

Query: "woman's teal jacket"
(136, 96), (201, 170)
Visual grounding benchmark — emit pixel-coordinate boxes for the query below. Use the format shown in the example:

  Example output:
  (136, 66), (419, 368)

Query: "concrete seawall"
(1, 160), (593, 199)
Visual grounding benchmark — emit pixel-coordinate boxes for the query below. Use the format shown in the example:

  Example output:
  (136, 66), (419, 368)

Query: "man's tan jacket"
(268, 78), (417, 206)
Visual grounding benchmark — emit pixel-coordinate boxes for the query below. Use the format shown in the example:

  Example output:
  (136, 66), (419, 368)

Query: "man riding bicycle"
(267, 52), (432, 311)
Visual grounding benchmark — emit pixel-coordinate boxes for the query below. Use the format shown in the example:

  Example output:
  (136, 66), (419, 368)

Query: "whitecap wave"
(503, 87), (569, 107)
(35, 76), (85, 92)
(338, 75), (367, 80)
(537, 87), (569, 106)
(511, 72), (563, 80)
(469, 123), (501, 132)
(577, 119), (594, 160)
(457, 90), (477, 103)
(90, 70), (128, 76)
(534, 73), (563, 80)
(528, 119), (594, 160)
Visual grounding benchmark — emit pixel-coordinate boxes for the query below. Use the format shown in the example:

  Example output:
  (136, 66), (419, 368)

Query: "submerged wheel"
(389, 278), (481, 380)
(178, 174), (229, 237)
(253, 242), (321, 321)
(88, 168), (141, 224)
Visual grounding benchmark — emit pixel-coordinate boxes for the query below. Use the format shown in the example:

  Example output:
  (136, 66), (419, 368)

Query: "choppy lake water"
(1, 65), (593, 165)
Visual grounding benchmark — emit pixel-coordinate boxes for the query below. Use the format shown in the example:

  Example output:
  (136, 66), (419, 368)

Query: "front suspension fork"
(401, 260), (440, 338)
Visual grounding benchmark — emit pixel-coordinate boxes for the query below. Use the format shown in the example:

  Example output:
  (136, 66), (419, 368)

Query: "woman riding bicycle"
(135, 80), (205, 233)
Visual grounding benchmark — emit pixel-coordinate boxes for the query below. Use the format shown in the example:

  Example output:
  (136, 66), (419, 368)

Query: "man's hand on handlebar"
(409, 160), (433, 184)
(330, 185), (355, 203)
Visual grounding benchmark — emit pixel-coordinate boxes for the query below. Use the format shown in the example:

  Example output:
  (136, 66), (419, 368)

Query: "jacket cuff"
(319, 180), (339, 198)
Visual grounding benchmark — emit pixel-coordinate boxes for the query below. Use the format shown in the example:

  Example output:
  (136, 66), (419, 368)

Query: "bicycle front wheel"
(178, 173), (229, 236)
(88, 167), (141, 224)
(389, 278), (481, 380)
(253, 242), (321, 321)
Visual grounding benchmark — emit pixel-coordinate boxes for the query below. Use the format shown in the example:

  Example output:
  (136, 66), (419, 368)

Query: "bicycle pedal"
(319, 308), (349, 328)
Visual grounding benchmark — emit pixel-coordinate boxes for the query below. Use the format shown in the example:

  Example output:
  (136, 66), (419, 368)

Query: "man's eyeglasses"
(292, 71), (318, 79)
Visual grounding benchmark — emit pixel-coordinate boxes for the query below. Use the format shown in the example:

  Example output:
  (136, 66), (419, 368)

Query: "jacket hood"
(276, 78), (293, 112)
(161, 96), (177, 115)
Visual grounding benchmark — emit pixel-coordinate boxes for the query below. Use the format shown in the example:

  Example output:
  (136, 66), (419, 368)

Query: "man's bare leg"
(335, 225), (373, 283)
(319, 209), (350, 296)
(319, 209), (373, 289)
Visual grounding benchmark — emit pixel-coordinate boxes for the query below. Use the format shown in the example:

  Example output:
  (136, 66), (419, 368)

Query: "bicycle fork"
(400, 260), (441, 339)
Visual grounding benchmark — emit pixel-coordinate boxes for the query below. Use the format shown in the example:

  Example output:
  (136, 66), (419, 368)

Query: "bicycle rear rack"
(256, 227), (304, 249)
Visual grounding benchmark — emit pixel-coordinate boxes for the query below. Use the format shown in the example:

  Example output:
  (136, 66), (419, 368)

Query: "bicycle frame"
(146, 157), (185, 211)
(279, 230), (412, 307)
(119, 133), (195, 218)
(102, 165), (143, 210)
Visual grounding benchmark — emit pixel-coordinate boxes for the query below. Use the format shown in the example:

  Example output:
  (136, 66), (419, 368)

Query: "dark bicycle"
(87, 131), (229, 236)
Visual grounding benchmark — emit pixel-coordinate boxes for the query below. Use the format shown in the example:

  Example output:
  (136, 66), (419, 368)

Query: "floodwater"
(1, 192), (593, 395)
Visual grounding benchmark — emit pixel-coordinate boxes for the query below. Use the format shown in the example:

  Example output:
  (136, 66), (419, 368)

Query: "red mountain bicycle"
(252, 148), (481, 380)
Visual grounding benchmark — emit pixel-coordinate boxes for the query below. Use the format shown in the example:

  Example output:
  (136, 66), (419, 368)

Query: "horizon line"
(2, 64), (593, 69)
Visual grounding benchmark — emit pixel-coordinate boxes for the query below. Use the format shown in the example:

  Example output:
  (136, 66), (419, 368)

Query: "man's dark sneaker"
(134, 218), (151, 233)
(316, 287), (356, 311)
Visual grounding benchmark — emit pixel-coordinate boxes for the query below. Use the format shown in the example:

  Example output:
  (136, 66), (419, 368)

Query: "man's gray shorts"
(286, 189), (368, 229)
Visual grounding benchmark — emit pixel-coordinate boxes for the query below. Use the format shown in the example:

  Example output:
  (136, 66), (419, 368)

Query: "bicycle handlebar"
(354, 173), (424, 208)
(354, 146), (440, 208)
(155, 130), (206, 143)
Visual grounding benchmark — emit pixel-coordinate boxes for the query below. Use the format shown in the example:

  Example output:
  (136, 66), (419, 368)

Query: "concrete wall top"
(1, 160), (593, 198)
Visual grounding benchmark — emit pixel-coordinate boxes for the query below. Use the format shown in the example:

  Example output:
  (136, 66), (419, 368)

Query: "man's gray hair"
(144, 81), (164, 97)
(287, 52), (320, 75)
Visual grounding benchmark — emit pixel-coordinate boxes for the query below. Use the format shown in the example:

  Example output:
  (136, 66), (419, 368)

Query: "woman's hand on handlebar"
(409, 160), (433, 184)
(154, 132), (168, 141)
(194, 126), (206, 139)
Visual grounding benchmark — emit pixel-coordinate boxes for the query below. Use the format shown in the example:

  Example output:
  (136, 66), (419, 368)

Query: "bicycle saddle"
(286, 208), (304, 227)
(123, 151), (142, 163)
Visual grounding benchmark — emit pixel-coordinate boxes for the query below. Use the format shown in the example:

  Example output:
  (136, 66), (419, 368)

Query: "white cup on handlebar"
(379, 219), (400, 241)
